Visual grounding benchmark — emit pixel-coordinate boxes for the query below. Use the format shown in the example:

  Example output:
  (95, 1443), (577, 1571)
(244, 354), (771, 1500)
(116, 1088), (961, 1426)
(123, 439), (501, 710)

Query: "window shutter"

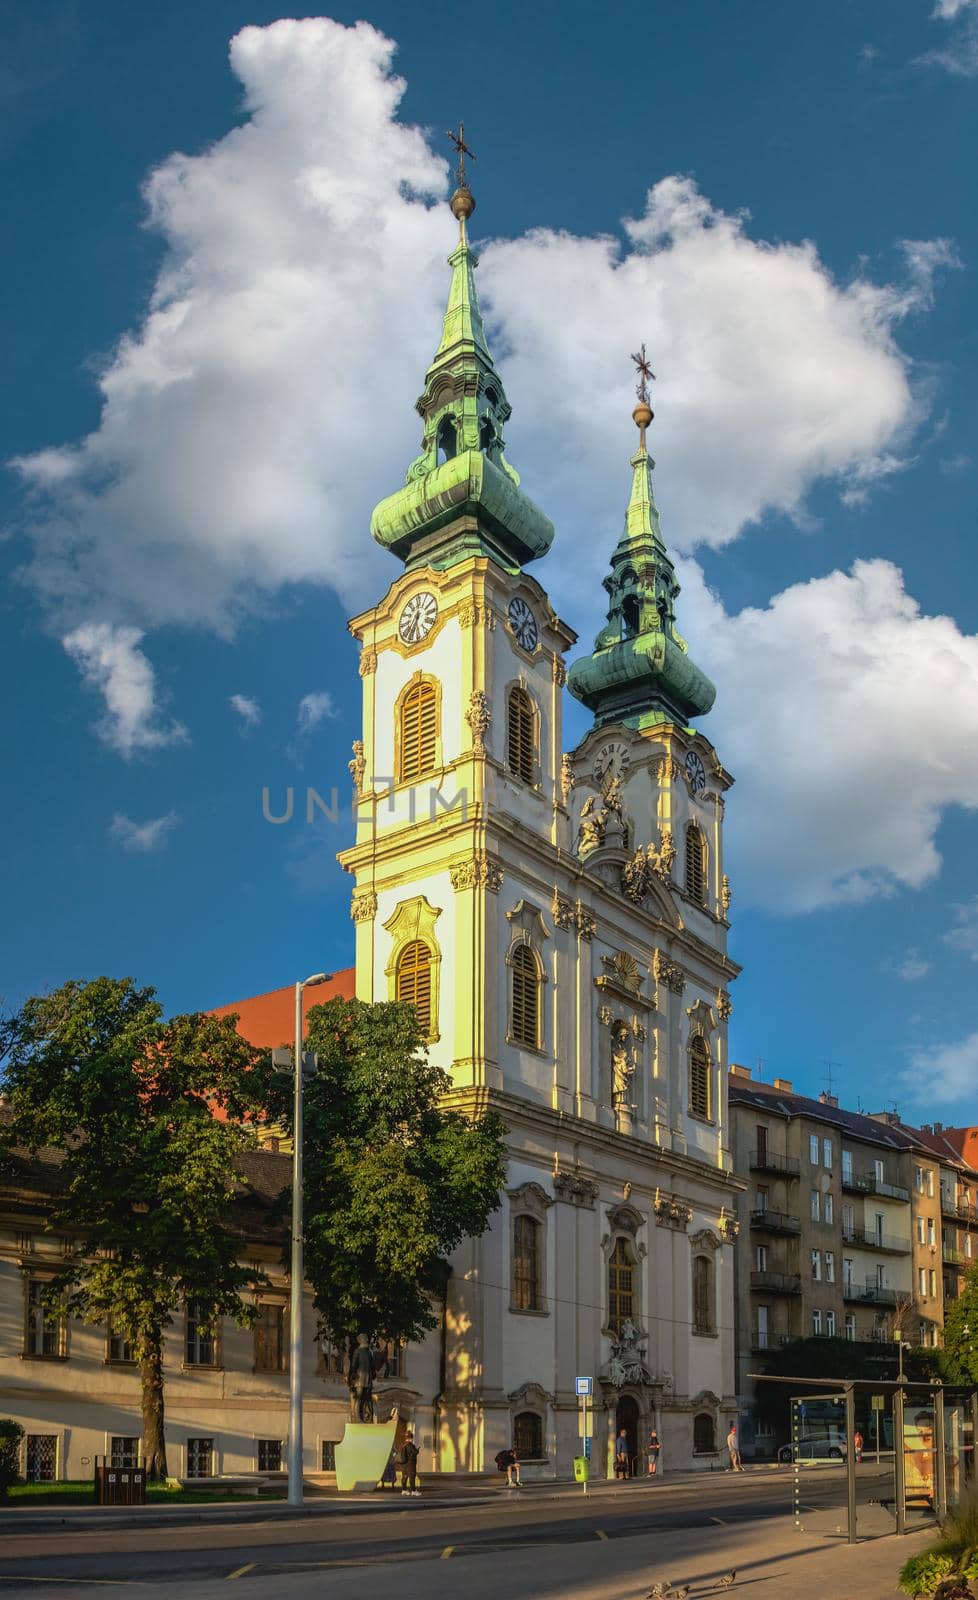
(396, 940), (432, 1035)
(507, 688), (535, 784)
(399, 680), (438, 782)
(689, 1036), (711, 1120)
(511, 944), (539, 1047)
(685, 825), (707, 904)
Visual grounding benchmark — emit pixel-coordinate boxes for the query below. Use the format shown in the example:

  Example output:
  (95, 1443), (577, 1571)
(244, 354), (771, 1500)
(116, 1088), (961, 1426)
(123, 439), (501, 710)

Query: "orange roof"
(941, 1126), (978, 1170)
(210, 968), (356, 1048)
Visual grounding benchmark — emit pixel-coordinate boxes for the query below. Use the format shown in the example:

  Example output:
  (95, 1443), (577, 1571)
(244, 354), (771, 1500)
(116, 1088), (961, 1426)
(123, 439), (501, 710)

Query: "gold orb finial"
(450, 185), (476, 223)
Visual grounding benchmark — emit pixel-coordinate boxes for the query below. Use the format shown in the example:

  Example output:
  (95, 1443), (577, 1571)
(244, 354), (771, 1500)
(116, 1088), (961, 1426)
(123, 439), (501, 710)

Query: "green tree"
(0, 978), (273, 1480)
(300, 997), (507, 1392)
(941, 1265), (978, 1384)
(0, 1420), (24, 1499)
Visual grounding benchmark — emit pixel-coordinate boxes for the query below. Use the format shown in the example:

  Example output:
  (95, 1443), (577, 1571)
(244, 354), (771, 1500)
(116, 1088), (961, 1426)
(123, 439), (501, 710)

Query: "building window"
(692, 1254), (715, 1334)
(185, 1303), (216, 1367)
(916, 1216), (926, 1245)
(915, 1166), (925, 1193)
(376, 1339), (406, 1379)
(825, 1251), (835, 1283)
(25, 1435), (57, 1482)
(321, 1441), (336, 1471)
(919, 1267), (927, 1296)
(811, 1250), (822, 1281)
(842, 1202), (854, 1236)
(110, 1437), (139, 1468)
(756, 1186), (768, 1213)
(810, 1134), (820, 1165)
(927, 1170), (935, 1197)
(510, 943), (541, 1049)
(506, 687), (535, 784)
(825, 1193), (834, 1225)
(810, 1190), (820, 1223)
(843, 1257), (854, 1290)
(693, 1413), (716, 1453)
(812, 1309), (822, 1336)
(755, 1244), (768, 1271)
(512, 1214), (542, 1311)
(929, 1219), (937, 1248)
(823, 1138), (833, 1168)
(186, 1438), (213, 1479)
(107, 1323), (133, 1364)
(685, 825), (708, 905)
(24, 1280), (66, 1359)
(842, 1150), (853, 1184)
(930, 1268), (937, 1297)
(318, 1337), (344, 1379)
(845, 1313), (856, 1342)
(689, 1035), (711, 1120)
(397, 677), (439, 782)
(608, 1237), (635, 1332)
(395, 940), (433, 1037)
(513, 1411), (544, 1459)
(826, 1310), (837, 1337)
(874, 1158), (884, 1183)
(254, 1303), (285, 1373)
(258, 1439), (283, 1472)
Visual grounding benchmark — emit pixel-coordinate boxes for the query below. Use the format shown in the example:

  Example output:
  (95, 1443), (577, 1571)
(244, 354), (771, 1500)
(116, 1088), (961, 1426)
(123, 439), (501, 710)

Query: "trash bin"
(574, 1455), (590, 1483)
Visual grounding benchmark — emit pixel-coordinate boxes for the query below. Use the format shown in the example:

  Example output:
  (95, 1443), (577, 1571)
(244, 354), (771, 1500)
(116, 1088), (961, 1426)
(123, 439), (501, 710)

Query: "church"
(226, 162), (744, 1478)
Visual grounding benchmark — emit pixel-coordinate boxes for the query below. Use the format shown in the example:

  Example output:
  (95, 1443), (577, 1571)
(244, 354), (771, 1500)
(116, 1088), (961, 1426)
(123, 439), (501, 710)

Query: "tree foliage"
(941, 1265), (978, 1385)
(0, 977), (273, 1478)
(0, 1420), (24, 1499)
(300, 997), (506, 1355)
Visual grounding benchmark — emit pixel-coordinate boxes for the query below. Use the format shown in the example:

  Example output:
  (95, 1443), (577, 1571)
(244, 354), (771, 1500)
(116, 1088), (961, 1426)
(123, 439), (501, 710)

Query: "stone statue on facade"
(348, 1332), (377, 1423)
(603, 1319), (653, 1388)
(577, 795), (606, 855)
(611, 1023), (635, 1108)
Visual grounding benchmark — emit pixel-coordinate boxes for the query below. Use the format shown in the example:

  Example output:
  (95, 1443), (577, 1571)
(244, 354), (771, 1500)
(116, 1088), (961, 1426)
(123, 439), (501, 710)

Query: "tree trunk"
(139, 1327), (168, 1481)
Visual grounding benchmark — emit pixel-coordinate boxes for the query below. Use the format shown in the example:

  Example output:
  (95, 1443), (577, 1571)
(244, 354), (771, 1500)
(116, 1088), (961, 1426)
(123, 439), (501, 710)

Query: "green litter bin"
(574, 1455), (590, 1483)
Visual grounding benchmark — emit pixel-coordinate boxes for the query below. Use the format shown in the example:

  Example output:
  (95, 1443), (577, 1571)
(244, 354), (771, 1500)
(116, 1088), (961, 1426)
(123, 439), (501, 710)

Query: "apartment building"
(913, 1124), (978, 1308)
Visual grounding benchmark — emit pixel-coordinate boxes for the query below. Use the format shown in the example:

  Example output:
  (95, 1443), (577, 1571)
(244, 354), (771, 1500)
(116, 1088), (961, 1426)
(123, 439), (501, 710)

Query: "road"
(0, 1467), (930, 1598)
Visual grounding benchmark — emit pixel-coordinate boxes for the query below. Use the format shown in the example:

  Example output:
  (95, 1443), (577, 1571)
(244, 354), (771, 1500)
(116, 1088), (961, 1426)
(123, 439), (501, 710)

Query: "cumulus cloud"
(109, 811), (179, 852)
(297, 691), (336, 734)
(896, 951), (932, 981)
(62, 623), (187, 758)
(230, 692), (261, 728)
(920, 0), (978, 73)
(945, 898), (978, 960)
(681, 557), (978, 911)
(905, 1029), (978, 1109)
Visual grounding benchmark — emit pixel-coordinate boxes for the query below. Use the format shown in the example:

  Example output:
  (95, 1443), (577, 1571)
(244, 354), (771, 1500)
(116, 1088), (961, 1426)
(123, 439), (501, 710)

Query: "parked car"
(778, 1436), (846, 1463)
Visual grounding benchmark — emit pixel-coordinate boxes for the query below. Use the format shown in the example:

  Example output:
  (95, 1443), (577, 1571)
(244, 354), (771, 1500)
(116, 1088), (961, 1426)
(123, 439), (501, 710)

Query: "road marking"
(227, 1564), (257, 1580)
(441, 1546), (454, 1559)
(595, 1528), (609, 1540)
(710, 1516), (728, 1525)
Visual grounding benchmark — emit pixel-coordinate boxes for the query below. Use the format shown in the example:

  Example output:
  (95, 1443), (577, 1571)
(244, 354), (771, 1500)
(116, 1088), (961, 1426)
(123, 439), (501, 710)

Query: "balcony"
(943, 1245), (965, 1267)
(841, 1227), (911, 1254)
(841, 1172), (911, 1203)
(842, 1280), (898, 1306)
(749, 1149), (800, 1177)
(750, 1270), (802, 1295)
(749, 1209), (801, 1235)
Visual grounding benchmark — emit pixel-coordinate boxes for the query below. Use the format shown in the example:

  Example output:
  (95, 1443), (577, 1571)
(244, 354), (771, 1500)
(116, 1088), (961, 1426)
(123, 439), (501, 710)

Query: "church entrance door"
(615, 1394), (640, 1477)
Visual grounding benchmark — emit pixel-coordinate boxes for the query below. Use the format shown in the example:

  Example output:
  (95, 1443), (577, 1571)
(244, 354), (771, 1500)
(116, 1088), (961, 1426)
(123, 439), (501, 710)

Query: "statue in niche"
(577, 794), (605, 855)
(611, 1021), (635, 1109)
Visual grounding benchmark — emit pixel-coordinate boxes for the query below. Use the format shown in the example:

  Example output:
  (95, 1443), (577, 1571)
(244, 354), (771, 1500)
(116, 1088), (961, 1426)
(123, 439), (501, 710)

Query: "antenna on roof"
(756, 1056), (765, 1081)
(823, 1060), (840, 1098)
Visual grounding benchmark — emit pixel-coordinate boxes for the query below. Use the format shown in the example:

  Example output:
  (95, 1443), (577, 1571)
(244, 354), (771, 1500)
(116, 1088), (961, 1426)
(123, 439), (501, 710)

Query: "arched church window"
(621, 595), (640, 638)
(395, 940), (432, 1037)
(608, 1236), (635, 1332)
(398, 678), (439, 783)
(513, 1410), (543, 1458)
(693, 1413), (716, 1453)
(512, 1215), (541, 1311)
(507, 687), (535, 785)
(479, 414), (495, 453)
(692, 1254), (715, 1334)
(436, 415), (457, 463)
(510, 943), (541, 1049)
(685, 823), (708, 904)
(689, 1034), (712, 1121)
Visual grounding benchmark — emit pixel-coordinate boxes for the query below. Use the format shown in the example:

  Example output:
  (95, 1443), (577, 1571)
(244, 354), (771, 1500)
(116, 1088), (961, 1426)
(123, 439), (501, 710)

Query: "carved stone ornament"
(601, 951), (642, 993)
(719, 1212), (740, 1243)
(552, 657), (567, 687)
(348, 739), (366, 796)
(508, 1380), (554, 1408)
(559, 753), (575, 805)
(458, 599), (495, 631)
(717, 989), (733, 1021)
(507, 1180), (553, 1219)
(450, 853), (503, 893)
(577, 794), (605, 856)
(689, 1228), (722, 1252)
(652, 949), (686, 995)
(465, 689), (491, 752)
(601, 1319), (654, 1390)
(553, 1170), (598, 1207)
(654, 1193), (692, 1230)
(350, 890), (378, 923)
(597, 1004), (614, 1027)
(358, 647), (378, 677)
(552, 892), (576, 931)
(606, 1201), (644, 1236)
(721, 873), (732, 914)
(620, 831), (675, 904)
(576, 905), (596, 941)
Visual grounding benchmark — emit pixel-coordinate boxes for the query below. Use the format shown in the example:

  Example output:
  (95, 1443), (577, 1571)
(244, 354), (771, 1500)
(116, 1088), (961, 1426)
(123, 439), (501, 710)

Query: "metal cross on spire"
(630, 343), (656, 405)
(446, 122), (476, 190)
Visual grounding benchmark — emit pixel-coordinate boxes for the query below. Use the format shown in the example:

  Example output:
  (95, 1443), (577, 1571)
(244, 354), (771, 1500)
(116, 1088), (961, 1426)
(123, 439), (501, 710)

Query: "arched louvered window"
(398, 679), (438, 783)
(689, 1034), (711, 1121)
(507, 687), (535, 785)
(608, 1237), (635, 1332)
(513, 1411), (543, 1458)
(510, 943), (541, 1048)
(692, 1254), (715, 1334)
(693, 1413), (716, 1453)
(395, 940), (432, 1036)
(512, 1215), (541, 1311)
(685, 823), (708, 904)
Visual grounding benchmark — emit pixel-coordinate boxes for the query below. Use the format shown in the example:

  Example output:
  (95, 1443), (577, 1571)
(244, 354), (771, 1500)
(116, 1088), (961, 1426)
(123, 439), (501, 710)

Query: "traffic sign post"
(576, 1377), (592, 1494)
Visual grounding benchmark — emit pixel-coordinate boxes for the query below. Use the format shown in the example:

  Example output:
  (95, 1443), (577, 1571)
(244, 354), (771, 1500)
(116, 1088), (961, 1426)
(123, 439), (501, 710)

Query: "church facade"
(337, 175), (743, 1476)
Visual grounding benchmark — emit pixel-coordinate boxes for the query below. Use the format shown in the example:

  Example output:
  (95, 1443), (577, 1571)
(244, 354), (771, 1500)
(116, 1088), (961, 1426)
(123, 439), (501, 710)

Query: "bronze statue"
(348, 1332), (376, 1423)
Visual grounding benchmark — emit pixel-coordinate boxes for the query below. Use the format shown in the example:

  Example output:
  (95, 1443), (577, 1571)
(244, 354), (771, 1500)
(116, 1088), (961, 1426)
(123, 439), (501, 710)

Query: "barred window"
(693, 1413), (716, 1453)
(685, 824), (708, 904)
(395, 940), (432, 1036)
(398, 679), (438, 782)
(186, 1437), (213, 1478)
(514, 1411), (543, 1458)
(507, 687), (535, 784)
(692, 1254), (715, 1334)
(512, 1215), (541, 1311)
(258, 1439), (283, 1471)
(510, 944), (540, 1048)
(689, 1035), (711, 1120)
(608, 1237), (635, 1331)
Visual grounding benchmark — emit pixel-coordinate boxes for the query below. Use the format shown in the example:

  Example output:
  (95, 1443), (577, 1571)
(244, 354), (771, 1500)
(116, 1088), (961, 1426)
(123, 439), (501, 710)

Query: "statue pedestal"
(334, 1417), (398, 1493)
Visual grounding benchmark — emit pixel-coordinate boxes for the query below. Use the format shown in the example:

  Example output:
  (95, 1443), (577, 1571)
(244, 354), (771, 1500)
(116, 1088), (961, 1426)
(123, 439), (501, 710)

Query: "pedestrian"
(726, 1424), (744, 1472)
(381, 1447), (397, 1489)
(400, 1428), (420, 1496)
(494, 1445), (522, 1488)
(646, 1428), (661, 1476)
(615, 1427), (631, 1480)
(853, 1429), (864, 1465)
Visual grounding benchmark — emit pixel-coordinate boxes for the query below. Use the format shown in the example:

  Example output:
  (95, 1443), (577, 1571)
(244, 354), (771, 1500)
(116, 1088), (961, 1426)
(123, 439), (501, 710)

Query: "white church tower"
(338, 158), (742, 1476)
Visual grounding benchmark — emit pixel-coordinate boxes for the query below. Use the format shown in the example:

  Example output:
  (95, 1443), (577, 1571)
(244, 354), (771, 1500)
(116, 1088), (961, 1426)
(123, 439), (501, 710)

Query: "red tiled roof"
(210, 968), (356, 1048)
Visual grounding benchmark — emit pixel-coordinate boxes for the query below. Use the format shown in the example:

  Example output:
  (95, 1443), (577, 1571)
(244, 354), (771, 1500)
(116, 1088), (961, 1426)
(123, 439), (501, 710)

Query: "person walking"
(726, 1424), (744, 1472)
(646, 1428), (662, 1476)
(400, 1429), (420, 1496)
(495, 1445), (522, 1488)
(614, 1427), (631, 1480)
(853, 1428), (864, 1465)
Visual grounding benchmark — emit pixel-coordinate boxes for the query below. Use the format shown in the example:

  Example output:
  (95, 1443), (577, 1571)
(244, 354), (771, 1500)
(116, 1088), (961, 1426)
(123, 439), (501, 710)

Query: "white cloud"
(297, 691), (336, 735)
(230, 692), (261, 728)
(62, 623), (187, 758)
(896, 951), (932, 981)
(905, 1029), (978, 1109)
(945, 898), (978, 960)
(109, 811), (179, 853)
(680, 557), (978, 912)
(933, 0), (976, 20)
(921, 0), (978, 73)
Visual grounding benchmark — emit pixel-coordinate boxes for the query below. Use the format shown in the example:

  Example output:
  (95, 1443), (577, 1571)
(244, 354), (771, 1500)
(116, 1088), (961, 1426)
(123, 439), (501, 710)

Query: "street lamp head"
(302, 972), (330, 988)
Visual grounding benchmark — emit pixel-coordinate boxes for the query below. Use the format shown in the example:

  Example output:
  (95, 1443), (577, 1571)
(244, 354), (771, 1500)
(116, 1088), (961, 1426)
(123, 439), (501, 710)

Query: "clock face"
(508, 596), (539, 652)
(685, 750), (707, 795)
(398, 592), (438, 644)
(593, 740), (631, 783)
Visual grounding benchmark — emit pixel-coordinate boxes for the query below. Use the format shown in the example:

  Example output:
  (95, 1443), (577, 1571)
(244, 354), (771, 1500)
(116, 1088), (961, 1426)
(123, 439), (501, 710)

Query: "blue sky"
(2, 0), (977, 1117)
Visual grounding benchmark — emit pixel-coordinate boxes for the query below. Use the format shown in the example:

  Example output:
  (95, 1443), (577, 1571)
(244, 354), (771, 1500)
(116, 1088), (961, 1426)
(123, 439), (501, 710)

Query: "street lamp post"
(286, 971), (329, 1509)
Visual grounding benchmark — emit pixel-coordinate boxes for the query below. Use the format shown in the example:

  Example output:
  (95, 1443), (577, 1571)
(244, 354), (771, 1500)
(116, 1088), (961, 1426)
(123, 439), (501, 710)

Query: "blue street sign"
(575, 1376), (592, 1396)
(584, 1435), (592, 1459)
